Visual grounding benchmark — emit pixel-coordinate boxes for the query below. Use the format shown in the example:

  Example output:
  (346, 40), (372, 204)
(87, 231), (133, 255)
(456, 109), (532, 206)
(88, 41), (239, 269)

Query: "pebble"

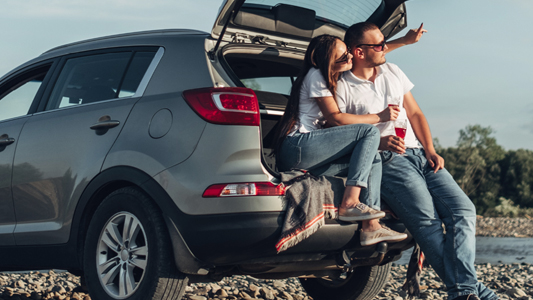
(2, 265), (528, 300)
(476, 216), (533, 237)
(1, 218), (532, 300)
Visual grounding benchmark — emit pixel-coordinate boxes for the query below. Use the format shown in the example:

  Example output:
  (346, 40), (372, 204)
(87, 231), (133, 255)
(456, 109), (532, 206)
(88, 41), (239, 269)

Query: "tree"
(439, 125), (505, 214)
(500, 149), (533, 208)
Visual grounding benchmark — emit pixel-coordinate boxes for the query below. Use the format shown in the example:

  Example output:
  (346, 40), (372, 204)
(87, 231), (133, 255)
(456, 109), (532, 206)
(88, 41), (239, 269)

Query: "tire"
(83, 187), (189, 300)
(299, 263), (392, 300)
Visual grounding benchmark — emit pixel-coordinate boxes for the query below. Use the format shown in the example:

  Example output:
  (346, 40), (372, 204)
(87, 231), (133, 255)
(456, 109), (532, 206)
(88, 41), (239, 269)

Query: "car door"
(0, 63), (53, 245)
(11, 48), (160, 245)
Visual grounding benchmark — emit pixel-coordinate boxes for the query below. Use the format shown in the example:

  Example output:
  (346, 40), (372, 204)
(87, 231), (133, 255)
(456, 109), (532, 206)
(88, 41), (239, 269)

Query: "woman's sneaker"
(360, 225), (408, 246)
(338, 203), (386, 222)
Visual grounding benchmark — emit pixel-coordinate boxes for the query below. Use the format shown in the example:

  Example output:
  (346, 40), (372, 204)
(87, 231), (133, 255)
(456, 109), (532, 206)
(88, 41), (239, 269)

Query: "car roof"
(42, 29), (207, 57)
(0, 29), (207, 81)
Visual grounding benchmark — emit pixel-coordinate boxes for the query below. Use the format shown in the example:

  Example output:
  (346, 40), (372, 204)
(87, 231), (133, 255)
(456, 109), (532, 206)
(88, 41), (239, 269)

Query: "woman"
(273, 34), (406, 246)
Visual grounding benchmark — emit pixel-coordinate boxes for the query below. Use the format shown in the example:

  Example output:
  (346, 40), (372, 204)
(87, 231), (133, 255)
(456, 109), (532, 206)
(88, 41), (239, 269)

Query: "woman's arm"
(315, 96), (399, 126)
(385, 23), (427, 54)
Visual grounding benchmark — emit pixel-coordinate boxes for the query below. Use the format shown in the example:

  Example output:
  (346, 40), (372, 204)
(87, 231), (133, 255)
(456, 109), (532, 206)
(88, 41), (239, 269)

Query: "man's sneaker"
(360, 225), (408, 246)
(338, 203), (385, 222)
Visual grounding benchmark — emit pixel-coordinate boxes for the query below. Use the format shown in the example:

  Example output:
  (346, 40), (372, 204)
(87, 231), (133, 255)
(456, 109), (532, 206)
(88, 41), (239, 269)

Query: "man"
(336, 22), (499, 300)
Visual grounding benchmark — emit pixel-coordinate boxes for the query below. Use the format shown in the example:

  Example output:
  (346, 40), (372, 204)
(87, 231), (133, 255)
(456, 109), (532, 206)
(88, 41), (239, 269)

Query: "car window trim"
(132, 47), (164, 98)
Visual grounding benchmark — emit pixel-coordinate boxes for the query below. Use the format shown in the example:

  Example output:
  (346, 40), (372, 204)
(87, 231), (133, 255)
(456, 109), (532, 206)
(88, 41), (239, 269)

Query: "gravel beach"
(1, 217), (532, 300)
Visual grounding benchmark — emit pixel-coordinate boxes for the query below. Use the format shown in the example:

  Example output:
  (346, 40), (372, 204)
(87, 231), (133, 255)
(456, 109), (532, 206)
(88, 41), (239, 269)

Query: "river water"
(396, 237), (533, 265)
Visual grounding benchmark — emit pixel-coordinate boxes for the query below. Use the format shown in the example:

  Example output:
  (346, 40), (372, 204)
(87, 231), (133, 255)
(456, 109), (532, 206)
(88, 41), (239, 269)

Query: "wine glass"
(394, 119), (408, 156)
(387, 96), (401, 109)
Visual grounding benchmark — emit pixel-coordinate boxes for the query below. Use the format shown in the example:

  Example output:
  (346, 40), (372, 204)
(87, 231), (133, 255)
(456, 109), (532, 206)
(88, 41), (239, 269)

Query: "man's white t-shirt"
(289, 67), (332, 135)
(336, 63), (422, 148)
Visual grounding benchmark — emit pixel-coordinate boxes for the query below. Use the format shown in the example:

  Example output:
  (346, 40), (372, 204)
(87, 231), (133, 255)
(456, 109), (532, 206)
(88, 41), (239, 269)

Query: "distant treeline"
(436, 125), (533, 217)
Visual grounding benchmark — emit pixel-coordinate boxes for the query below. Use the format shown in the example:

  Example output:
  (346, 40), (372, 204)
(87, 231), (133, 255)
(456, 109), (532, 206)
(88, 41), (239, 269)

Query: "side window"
(47, 53), (131, 109)
(0, 67), (49, 122)
(119, 52), (157, 97)
(46, 51), (157, 110)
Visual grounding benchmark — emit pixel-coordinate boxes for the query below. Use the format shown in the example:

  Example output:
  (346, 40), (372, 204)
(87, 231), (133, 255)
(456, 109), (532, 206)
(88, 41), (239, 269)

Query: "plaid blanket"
(275, 170), (345, 253)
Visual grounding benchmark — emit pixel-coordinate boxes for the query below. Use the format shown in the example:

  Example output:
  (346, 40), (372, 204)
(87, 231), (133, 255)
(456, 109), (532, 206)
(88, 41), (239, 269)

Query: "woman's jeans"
(277, 123), (382, 209)
(380, 149), (498, 300)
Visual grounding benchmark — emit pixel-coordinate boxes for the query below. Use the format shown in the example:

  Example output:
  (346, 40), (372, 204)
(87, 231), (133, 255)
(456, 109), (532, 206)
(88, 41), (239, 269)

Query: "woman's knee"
(362, 124), (381, 140)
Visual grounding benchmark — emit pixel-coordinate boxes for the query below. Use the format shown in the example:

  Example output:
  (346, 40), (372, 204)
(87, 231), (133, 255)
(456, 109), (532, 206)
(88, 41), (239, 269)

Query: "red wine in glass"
(395, 127), (406, 139)
(394, 119), (408, 156)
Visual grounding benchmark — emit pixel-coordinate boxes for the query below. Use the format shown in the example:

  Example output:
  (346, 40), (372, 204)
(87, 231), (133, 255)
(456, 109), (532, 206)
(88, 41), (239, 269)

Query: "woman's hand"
(377, 106), (400, 123)
(426, 150), (445, 173)
(379, 135), (406, 154)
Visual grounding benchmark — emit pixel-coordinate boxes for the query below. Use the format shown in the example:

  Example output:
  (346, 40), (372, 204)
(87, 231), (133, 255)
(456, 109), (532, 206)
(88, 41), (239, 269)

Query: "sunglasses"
(335, 51), (350, 64)
(356, 40), (386, 52)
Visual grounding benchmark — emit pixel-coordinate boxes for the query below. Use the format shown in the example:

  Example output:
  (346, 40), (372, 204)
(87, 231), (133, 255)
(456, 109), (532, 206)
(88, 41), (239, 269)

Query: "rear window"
(245, 0), (383, 27)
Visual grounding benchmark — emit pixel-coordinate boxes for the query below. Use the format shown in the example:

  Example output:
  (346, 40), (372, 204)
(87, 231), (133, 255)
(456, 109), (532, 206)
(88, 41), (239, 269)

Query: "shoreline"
(476, 217), (533, 237)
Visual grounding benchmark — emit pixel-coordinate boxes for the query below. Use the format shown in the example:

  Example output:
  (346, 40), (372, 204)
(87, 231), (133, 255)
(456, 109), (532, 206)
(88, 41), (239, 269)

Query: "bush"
(483, 197), (533, 218)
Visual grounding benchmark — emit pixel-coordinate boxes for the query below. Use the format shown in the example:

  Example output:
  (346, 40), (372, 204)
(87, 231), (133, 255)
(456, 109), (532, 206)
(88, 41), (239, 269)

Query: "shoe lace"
(355, 203), (368, 211)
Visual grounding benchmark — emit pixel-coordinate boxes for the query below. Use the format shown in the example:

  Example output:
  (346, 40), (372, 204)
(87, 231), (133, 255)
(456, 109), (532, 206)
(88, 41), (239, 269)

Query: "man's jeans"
(277, 124), (382, 209)
(380, 148), (498, 300)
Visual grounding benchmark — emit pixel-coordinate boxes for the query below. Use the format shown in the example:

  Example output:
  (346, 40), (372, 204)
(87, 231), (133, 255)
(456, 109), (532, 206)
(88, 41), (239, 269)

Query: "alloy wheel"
(96, 212), (148, 299)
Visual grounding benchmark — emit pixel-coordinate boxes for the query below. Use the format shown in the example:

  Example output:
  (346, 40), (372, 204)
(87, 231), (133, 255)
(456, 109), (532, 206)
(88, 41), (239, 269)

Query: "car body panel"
(102, 35), (213, 176)
(12, 99), (137, 245)
(153, 122), (283, 216)
(0, 117), (28, 246)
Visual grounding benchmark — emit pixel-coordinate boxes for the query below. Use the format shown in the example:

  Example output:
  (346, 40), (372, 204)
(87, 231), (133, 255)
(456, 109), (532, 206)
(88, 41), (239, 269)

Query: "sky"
(0, 0), (532, 150)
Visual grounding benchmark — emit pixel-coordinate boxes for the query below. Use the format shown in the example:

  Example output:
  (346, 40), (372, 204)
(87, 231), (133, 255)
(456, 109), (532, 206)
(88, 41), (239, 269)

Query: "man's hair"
(344, 22), (380, 49)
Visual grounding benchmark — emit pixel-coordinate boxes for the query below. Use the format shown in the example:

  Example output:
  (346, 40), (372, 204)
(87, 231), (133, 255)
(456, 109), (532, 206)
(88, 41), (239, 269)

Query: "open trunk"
(218, 44), (304, 175)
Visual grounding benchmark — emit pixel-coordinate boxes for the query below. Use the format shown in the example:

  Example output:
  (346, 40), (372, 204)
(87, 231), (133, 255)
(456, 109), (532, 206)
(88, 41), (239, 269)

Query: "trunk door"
(211, 0), (409, 52)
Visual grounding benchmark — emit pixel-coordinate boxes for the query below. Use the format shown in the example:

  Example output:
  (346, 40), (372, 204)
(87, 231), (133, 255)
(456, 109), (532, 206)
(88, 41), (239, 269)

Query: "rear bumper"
(173, 210), (414, 267)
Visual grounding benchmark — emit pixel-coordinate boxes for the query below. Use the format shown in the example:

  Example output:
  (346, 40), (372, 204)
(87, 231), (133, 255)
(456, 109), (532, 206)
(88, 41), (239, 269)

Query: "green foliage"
(439, 125), (505, 214)
(499, 149), (533, 208)
(484, 197), (533, 218)
(437, 125), (533, 215)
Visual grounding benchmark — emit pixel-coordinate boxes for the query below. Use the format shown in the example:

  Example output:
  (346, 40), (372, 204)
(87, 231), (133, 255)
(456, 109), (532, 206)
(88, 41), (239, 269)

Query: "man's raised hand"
(404, 23), (427, 45)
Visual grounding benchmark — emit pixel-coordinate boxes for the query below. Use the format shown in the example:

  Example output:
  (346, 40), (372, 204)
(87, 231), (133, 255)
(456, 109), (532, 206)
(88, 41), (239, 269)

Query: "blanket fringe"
(276, 214), (325, 253)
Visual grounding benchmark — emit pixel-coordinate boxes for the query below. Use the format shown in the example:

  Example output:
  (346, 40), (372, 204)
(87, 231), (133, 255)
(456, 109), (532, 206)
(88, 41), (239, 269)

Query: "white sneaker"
(338, 203), (385, 222)
(360, 225), (408, 246)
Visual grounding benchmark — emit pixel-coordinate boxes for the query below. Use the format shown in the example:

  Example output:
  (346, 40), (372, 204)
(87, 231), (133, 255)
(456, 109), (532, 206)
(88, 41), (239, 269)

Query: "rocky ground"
(1, 217), (532, 300)
(476, 217), (533, 238)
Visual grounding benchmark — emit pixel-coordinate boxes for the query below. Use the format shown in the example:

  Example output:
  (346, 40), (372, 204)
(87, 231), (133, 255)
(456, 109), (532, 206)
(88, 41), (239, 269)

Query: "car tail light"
(203, 182), (285, 197)
(182, 87), (260, 126)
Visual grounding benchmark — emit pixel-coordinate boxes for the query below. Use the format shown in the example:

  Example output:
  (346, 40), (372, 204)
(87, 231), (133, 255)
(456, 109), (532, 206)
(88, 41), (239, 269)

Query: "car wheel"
(299, 263), (392, 300)
(83, 187), (189, 300)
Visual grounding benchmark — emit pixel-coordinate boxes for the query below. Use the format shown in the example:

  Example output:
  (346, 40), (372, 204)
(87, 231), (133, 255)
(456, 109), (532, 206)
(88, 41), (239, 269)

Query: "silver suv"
(0, 1), (414, 299)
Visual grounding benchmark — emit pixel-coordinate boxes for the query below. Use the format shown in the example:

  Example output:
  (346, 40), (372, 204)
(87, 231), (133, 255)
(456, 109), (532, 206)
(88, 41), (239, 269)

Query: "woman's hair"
(271, 34), (343, 154)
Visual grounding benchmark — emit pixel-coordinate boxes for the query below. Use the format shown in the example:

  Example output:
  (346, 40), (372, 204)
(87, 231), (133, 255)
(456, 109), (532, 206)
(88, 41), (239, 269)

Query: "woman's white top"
(289, 68), (332, 135)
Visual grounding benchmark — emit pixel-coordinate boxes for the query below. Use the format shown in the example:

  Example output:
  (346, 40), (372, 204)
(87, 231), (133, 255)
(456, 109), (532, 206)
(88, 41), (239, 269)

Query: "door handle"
(90, 120), (120, 130)
(0, 134), (15, 146)
(90, 115), (120, 130)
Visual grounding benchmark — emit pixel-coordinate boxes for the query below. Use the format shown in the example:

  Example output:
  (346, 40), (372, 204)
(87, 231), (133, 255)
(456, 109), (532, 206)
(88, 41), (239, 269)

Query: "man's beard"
(366, 55), (386, 67)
